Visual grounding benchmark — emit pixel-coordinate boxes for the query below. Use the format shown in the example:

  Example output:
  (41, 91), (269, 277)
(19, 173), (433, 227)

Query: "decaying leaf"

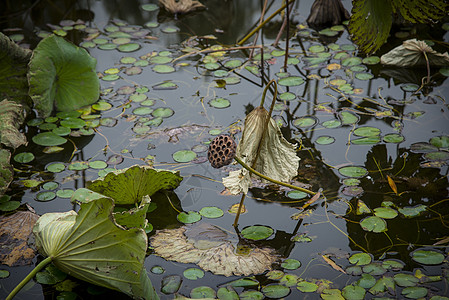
(33, 197), (158, 299)
(381, 39), (449, 67)
(0, 99), (27, 149)
(0, 208), (39, 266)
(0, 149), (13, 197)
(322, 255), (347, 274)
(223, 107), (300, 195)
(159, 0), (205, 15)
(151, 223), (279, 276)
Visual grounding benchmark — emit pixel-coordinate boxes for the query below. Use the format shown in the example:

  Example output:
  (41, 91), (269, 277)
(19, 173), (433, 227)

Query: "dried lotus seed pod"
(207, 134), (237, 168)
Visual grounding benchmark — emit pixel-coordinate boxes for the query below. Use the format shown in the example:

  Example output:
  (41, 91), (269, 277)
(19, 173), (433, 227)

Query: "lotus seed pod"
(207, 134), (237, 168)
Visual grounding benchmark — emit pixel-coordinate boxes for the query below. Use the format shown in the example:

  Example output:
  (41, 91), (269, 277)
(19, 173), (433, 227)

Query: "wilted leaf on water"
(0, 149), (13, 197)
(0, 208), (39, 266)
(33, 197), (158, 299)
(381, 39), (449, 67)
(223, 107), (300, 195)
(28, 34), (100, 117)
(150, 223), (279, 276)
(0, 32), (31, 109)
(87, 165), (182, 205)
(322, 255), (346, 274)
(0, 99), (27, 149)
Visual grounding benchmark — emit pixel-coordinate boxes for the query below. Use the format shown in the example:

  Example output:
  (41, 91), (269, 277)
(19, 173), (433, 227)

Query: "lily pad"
(316, 136), (335, 145)
(161, 275), (182, 294)
(354, 126), (381, 137)
(183, 268), (204, 280)
(374, 207), (398, 219)
(281, 258), (301, 270)
(411, 250), (445, 265)
(339, 111), (360, 125)
(241, 225), (274, 241)
(46, 163), (65, 173)
(402, 286), (428, 299)
(394, 273), (419, 287)
(28, 35), (100, 117)
(349, 253), (372, 265)
(209, 97), (231, 109)
(199, 206), (224, 218)
(262, 284), (290, 298)
(152, 107), (174, 118)
(293, 116), (318, 128)
(360, 216), (387, 233)
(398, 205), (427, 218)
(177, 211), (201, 224)
(383, 133), (405, 143)
(152, 64), (175, 73)
(342, 285), (365, 300)
(32, 132), (67, 146)
(297, 281), (318, 292)
(278, 76), (305, 87)
(338, 166), (368, 178)
(13, 152), (34, 163)
(117, 43), (140, 52)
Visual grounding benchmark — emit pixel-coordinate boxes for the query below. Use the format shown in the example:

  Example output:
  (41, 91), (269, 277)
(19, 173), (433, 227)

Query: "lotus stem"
(234, 156), (316, 196)
(237, 0), (295, 46)
(7, 256), (53, 300)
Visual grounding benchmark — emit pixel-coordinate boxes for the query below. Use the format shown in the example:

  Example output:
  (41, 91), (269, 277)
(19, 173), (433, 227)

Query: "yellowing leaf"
(387, 175), (398, 195)
(222, 107), (300, 195)
(322, 255), (347, 274)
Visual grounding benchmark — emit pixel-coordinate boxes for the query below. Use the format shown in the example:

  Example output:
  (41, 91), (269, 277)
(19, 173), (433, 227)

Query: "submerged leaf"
(223, 107), (300, 195)
(150, 223), (279, 276)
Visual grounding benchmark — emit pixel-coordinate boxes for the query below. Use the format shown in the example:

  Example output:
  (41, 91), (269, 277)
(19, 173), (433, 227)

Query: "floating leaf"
(338, 166), (368, 178)
(278, 76), (305, 86)
(316, 136), (335, 145)
(217, 286), (239, 300)
(394, 273), (419, 287)
(117, 43), (140, 52)
(411, 250), (445, 265)
(430, 136), (449, 148)
(293, 116), (318, 128)
(349, 252), (372, 265)
(354, 126), (381, 137)
(152, 64), (175, 73)
(402, 286), (428, 299)
(262, 284), (290, 298)
(399, 205), (427, 218)
(322, 119), (341, 128)
(281, 258), (301, 270)
(209, 97), (230, 109)
(374, 207), (398, 219)
(342, 285), (365, 300)
(152, 107), (174, 118)
(241, 225), (273, 241)
(177, 211), (201, 224)
(368, 276), (394, 295)
(28, 35), (99, 117)
(141, 3), (158, 11)
(183, 268), (204, 280)
(46, 163), (65, 173)
(36, 191), (56, 202)
(173, 150), (197, 163)
(199, 206), (223, 218)
(356, 274), (376, 289)
(342, 57), (363, 67)
(321, 288), (344, 300)
(161, 275), (182, 294)
(384, 133), (405, 143)
(190, 286), (216, 298)
(339, 111), (360, 125)
(424, 151), (449, 161)
(360, 216), (387, 233)
(297, 281), (318, 292)
(32, 132), (67, 146)
(13, 152), (34, 163)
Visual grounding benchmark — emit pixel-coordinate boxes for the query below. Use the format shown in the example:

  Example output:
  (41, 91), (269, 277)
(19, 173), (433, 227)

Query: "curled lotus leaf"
(223, 106), (299, 195)
(150, 223), (279, 277)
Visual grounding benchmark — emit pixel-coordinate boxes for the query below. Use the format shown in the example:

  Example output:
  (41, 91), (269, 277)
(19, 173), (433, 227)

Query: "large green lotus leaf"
(0, 32), (32, 110)
(71, 188), (150, 229)
(33, 197), (158, 299)
(28, 35), (100, 117)
(87, 165), (182, 205)
(0, 149), (13, 197)
(223, 107), (300, 195)
(0, 99), (27, 149)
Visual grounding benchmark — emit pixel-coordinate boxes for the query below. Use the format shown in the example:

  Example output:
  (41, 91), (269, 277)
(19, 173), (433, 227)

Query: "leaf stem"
(234, 156), (316, 196)
(237, 0), (295, 46)
(7, 256), (53, 300)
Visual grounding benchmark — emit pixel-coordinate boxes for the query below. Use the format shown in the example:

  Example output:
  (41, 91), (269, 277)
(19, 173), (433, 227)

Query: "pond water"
(1, 0), (449, 299)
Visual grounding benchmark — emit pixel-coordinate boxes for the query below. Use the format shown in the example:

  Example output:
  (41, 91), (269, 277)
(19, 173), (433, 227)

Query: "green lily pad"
(68, 161), (89, 171)
(297, 281), (318, 292)
(356, 273), (376, 289)
(173, 150), (197, 163)
(43, 181), (58, 190)
(287, 190), (308, 199)
(349, 253), (372, 265)
(362, 56), (380, 65)
(117, 43), (140, 52)
(351, 136), (380, 145)
(92, 101), (112, 111)
(217, 287), (239, 300)
(153, 64), (175, 73)
(279, 92), (296, 101)
(281, 258), (301, 270)
(368, 276), (394, 295)
(161, 26), (179, 33)
(190, 286), (216, 298)
(150, 56), (172, 64)
(424, 151), (449, 161)
(199, 206), (224, 218)
(354, 126), (381, 137)
(141, 3), (158, 11)
(430, 136), (449, 148)
(0, 269), (9, 278)
(133, 107), (153, 115)
(224, 59), (242, 68)
(209, 97), (231, 108)
(398, 205), (427, 218)
(52, 126), (71, 136)
(355, 72), (374, 80)
(411, 250), (445, 265)
(321, 289), (343, 300)
(342, 57), (362, 67)
(177, 211), (201, 224)
(383, 133), (405, 143)
(346, 265), (363, 276)
(152, 107), (174, 118)
(374, 207), (398, 219)
(394, 273), (419, 287)
(402, 286), (428, 299)
(262, 284), (290, 298)
(28, 35), (99, 117)
(338, 166), (368, 178)
(360, 216), (387, 233)
(322, 119), (341, 128)
(241, 225), (274, 241)
(309, 45), (326, 53)
(382, 259), (404, 270)
(150, 266), (164, 274)
(161, 275), (182, 294)
(339, 111), (360, 125)
(278, 76), (305, 87)
(88, 160), (107, 169)
(183, 268), (204, 280)
(46, 162), (65, 173)
(316, 136), (335, 145)
(342, 285), (365, 300)
(13, 152), (34, 163)
(363, 263), (387, 276)
(36, 264), (67, 285)
(56, 189), (74, 198)
(32, 132), (67, 146)
(293, 116), (317, 128)
(239, 290), (264, 300)
(229, 277), (259, 287)
(60, 117), (86, 129)
(0, 200), (20, 211)
(36, 191), (56, 201)
(38, 122), (57, 130)
(401, 83), (420, 92)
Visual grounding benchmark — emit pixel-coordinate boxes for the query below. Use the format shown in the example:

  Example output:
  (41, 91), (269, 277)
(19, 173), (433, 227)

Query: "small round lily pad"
(177, 211), (201, 224)
(14, 152), (35, 163)
(411, 250), (445, 265)
(118, 43), (140, 52)
(338, 166), (368, 178)
(152, 107), (174, 118)
(173, 150), (197, 163)
(293, 116), (318, 128)
(183, 268), (204, 280)
(360, 216), (387, 233)
(281, 258), (301, 270)
(199, 206), (224, 218)
(262, 284), (290, 298)
(36, 191), (56, 202)
(32, 132), (67, 146)
(278, 76), (305, 87)
(209, 97), (230, 108)
(46, 163), (65, 173)
(241, 225), (274, 241)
